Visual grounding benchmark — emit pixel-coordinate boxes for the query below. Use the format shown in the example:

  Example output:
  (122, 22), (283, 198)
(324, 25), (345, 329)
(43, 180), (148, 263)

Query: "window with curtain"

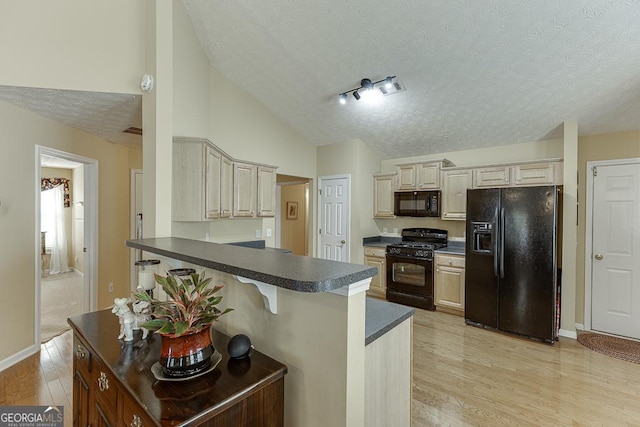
(41, 178), (71, 274)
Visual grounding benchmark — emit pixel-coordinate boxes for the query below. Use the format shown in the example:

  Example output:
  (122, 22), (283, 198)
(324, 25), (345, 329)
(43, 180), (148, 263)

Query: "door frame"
(35, 145), (99, 344)
(584, 157), (640, 331)
(130, 168), (143, 292)
(317, 174), (351, 262)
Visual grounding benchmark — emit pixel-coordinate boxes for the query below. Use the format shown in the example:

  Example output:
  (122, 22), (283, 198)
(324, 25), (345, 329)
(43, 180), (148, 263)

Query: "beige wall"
(170, 1), (318, 245)
(0, 0), (144, 93)
(0, 100), (140, 363)
(280, 184), (308, 255)
(317, 139), (382, 263)
(575, 130), (640, 324)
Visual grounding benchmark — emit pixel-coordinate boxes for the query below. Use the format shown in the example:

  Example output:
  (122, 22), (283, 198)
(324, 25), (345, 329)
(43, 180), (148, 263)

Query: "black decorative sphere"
(227, 334), (253, 359)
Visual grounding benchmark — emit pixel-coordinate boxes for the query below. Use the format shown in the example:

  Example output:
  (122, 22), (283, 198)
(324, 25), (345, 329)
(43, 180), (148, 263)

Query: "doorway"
(317, 175), (350, 262)
(276, 174), (311, 256)
(36, 146), (98, 342)
(585, 159), (640, 339)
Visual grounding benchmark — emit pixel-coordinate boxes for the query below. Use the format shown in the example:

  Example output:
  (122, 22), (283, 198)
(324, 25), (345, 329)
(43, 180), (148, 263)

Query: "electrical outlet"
(255, 229), (261, 238)
(108, 282), (114, 293)
(383, 227), (388, 233)
(393, 228), (398, 234)
(266, 228), (272, 237)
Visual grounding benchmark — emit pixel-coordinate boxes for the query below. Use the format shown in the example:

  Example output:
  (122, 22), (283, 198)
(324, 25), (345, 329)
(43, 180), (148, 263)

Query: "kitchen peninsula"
(125, 237), (413, 427)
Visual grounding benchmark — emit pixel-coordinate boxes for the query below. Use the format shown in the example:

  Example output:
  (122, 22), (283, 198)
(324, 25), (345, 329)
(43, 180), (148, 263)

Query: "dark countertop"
(435, 240), (465, 255)
(365, 297), (415, 346)
(362, 236), (402, 248)
(126, 237), (376, 293)
(226, 240), (292, 254)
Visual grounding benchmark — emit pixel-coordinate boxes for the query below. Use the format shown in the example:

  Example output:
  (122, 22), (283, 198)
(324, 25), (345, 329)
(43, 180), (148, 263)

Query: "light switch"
(266, 228), (272, 237)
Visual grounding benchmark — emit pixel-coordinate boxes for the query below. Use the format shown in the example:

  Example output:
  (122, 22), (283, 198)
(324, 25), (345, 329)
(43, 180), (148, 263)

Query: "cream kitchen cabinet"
(257, 166), (277, 217)
(373, 173), (396, 218)
(396, 159), (453, 191)
(233, 162), (257, 217)
(434, 253), (465, 315)
(364, 246), (387, 298)
(512, 161), (562, 186)
(173, 137), (233, 221)
(441, 168), (473, 220)
(233, 162), (277, 218)
(473, 166), (511, 188)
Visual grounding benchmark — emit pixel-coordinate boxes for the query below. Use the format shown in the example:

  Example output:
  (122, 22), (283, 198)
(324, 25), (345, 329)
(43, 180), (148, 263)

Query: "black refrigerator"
(464, 186), (562, 343)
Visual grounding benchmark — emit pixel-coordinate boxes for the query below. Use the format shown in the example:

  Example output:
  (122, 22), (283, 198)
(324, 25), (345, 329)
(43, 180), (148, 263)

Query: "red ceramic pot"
(159, 325), (214, 378)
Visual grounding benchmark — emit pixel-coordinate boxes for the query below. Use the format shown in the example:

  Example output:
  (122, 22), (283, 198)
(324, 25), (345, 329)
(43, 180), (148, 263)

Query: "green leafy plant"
(135, 270), (232, 338)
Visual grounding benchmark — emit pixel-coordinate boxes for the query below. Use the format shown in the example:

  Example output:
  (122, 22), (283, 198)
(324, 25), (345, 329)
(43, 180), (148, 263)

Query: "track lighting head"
(337, 75), (400, 104)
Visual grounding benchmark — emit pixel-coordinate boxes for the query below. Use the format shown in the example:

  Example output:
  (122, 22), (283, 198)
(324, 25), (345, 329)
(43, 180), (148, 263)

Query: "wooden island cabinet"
(69, 310), (287, 427)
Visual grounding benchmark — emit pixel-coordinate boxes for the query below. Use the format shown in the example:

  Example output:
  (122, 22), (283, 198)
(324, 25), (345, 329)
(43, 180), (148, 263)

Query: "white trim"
(559, 329), (578, 339)
(317, 174), (351, 262)
(575, 323), (585, 331)
(36, 146), (99, 347)
(0, 344), (39, 373)
(234, 276), (278, 314)
(584, 158), (640, 333)
(330, 278), (371, 297)
(130, 169), (143, 292)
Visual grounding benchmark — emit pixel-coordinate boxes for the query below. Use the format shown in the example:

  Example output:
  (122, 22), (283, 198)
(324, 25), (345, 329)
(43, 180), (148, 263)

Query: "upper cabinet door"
(172, 140), (207, 221)
(205, 146), (222, 219)
(233, 162), (257, 217)
(474, 166), (511, 188)
(512, 162), (557, 186)
(441, 169), (473, 220)
(373, 173), (396, 218)
(220, 156), (233, 218)
(397, 165), (417, 190)
(257, 166), (277, 217)
(416, 163), (440, 189)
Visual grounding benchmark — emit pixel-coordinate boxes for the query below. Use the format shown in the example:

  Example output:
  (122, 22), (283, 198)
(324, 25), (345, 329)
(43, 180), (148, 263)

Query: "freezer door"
(465, 189), (500, 328)
(498, 186), (558, 341)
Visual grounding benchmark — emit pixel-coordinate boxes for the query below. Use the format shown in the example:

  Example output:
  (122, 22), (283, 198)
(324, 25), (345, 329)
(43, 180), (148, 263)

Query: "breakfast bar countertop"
(127, 237), (376, 293)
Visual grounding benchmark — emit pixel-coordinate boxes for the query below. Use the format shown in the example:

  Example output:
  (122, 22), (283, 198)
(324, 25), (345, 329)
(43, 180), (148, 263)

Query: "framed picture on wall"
(286, 201), (298, 220)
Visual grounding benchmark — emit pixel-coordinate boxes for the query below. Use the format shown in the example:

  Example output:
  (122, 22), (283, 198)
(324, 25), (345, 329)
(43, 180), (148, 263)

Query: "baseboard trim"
(71, 267), (84, 276)
(559, 328), (578, 339)
(575, 323), (585, 331)
(0, 344), (39, 373)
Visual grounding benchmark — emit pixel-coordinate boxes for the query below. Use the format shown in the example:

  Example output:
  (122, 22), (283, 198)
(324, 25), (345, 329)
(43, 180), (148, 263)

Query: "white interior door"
(318, 176), (350, 262)
(591, 162), (640, 339)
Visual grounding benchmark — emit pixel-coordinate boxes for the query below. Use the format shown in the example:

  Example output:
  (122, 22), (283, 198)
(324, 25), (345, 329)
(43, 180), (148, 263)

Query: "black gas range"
(386, 228), (448, 310)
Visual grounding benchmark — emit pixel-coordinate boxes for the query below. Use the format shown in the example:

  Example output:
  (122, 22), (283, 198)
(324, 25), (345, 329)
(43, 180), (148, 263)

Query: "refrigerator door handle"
(493, 209), (499, 277)
(499, 207), (505, 278)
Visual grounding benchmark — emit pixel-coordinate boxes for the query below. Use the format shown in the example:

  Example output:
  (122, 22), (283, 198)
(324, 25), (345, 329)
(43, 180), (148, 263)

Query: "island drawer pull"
(98, 372), (109, 392)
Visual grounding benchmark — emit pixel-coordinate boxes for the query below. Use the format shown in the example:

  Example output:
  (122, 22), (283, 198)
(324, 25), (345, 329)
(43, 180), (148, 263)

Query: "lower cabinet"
(364, 246), (386, 298)
(434, 253), (465, 315)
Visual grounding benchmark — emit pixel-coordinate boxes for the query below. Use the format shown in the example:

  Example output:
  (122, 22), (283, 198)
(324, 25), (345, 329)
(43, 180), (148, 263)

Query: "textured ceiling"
(185, 0), (640, 158)
(2, 2), (639, 158)
(0, 86), (141, 147)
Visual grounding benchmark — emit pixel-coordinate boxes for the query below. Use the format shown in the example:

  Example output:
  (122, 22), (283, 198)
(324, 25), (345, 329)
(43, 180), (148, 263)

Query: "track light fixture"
(338, 76), (397, 104)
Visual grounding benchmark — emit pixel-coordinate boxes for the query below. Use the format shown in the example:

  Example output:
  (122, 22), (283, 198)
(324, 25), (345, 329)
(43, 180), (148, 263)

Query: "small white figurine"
(112, 297), (136, 342)
(132, 299), (151, 339)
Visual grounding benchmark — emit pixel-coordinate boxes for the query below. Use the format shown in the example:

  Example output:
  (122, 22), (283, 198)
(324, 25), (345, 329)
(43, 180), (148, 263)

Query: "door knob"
(340, 240), (346, 244)
(594, 253), (604, 260)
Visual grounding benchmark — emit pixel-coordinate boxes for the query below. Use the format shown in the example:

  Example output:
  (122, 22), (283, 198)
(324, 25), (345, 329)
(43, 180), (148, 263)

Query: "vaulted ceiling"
(2, 1), (639, 158)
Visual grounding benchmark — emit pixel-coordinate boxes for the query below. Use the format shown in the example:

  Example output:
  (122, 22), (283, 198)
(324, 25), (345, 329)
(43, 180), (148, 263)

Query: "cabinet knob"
(76, 345), (86, 360)
(131, 414), (143, 427)
(98, 372), (109, 392)
(448, 259), (452, 265)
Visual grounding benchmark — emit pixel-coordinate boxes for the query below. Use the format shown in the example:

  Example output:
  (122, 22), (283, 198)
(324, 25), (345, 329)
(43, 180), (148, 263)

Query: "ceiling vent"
(123, 126), (143, 136)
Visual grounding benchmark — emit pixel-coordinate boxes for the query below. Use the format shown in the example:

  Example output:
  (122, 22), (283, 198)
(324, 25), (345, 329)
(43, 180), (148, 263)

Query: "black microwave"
(394, 191), (440, 217)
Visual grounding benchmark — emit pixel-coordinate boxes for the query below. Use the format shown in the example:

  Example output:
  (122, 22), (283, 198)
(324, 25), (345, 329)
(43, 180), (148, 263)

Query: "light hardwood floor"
(2, 310), (640, 427)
